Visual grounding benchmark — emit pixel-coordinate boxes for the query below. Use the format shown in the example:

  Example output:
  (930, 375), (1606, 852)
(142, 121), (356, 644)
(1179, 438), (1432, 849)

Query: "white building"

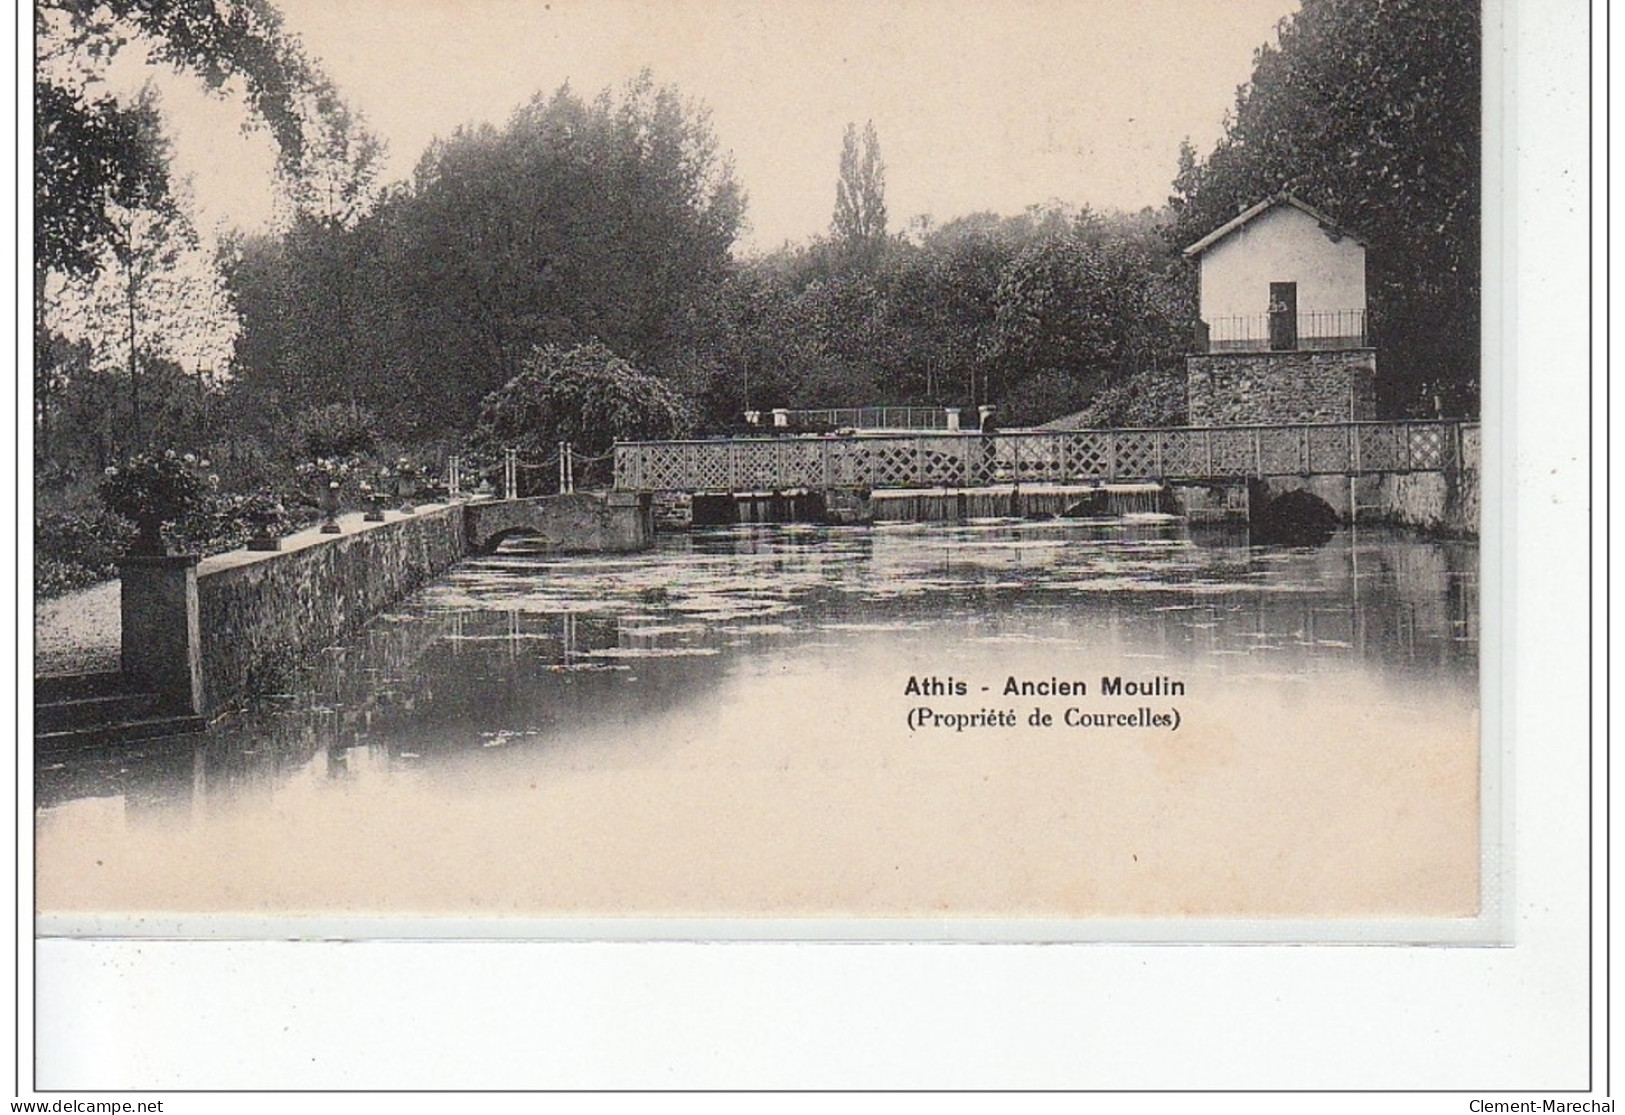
(1182, 194), (1377, 426)
(1184, 193), (1367, 353)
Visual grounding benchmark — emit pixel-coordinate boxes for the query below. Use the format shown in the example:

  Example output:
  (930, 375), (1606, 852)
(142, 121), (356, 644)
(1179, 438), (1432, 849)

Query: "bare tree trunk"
(127, 263), (142, 448)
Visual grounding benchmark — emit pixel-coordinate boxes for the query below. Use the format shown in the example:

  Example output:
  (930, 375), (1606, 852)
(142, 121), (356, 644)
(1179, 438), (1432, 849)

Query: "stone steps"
(34, 671), (206, 752)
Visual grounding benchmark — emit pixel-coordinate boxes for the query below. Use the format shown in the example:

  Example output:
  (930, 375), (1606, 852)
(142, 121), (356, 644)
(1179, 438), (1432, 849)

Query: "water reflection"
(36, 520), (1479, 918)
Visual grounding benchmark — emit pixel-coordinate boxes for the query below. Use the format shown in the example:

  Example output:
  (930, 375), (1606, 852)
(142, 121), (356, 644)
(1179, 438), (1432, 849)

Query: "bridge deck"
(613, 421), (1477, 493)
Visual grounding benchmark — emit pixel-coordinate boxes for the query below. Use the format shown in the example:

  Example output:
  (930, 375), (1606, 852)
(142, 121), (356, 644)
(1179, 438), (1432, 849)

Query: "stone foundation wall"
(1363, 421), (1478, 536)
(1368, 471), (1478, 536)
(195, 507), (469, 715)
(1186, 349), (1377, 426)
(651, 491), (693, 530)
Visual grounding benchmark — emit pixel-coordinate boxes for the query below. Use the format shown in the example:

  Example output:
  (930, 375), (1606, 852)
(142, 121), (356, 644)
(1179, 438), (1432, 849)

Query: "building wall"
(1198, 204), (1366, 321)
(1186, 350), (1378, 426)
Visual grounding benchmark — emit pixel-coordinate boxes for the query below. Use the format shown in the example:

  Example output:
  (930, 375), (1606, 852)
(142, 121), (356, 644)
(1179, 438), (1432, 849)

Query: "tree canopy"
(34, 0), (354, 280)
(472, 341), (695, 460)
(227, 72), (745, 439)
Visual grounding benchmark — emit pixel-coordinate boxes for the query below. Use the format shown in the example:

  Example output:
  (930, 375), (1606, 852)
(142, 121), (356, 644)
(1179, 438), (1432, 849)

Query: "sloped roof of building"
(1181, 192), (1366, 258)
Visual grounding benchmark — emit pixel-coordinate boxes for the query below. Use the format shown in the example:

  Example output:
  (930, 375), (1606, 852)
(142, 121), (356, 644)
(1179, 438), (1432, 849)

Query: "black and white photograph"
(20, 0), (1595, 1095)
(32, 0), (1483, 922)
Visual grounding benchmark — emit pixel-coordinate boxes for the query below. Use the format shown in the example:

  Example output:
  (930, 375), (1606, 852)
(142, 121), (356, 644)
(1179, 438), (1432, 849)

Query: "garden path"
(34, 580), (119, 677)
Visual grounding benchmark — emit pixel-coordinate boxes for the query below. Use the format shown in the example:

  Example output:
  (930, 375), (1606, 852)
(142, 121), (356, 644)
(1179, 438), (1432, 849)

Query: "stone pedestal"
(772, 408), (789, 428)
(945, 407), (961, 432)
(119, 554), (204, 716)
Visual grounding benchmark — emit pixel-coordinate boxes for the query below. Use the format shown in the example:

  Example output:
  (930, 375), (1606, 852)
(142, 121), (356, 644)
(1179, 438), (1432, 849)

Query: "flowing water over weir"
(868, 484), (1170, 523)
(36, 520), (1480, 920)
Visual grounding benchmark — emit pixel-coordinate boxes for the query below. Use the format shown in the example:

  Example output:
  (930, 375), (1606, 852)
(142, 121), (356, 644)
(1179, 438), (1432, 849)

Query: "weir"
(867, 483), (1171, 523)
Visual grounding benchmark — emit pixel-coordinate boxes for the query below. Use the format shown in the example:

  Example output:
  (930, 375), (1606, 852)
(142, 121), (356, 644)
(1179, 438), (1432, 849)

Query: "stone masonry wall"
(195, 506), (468, 714)
(1187, 349), (1377, 426)
(464, 492), (652, 552)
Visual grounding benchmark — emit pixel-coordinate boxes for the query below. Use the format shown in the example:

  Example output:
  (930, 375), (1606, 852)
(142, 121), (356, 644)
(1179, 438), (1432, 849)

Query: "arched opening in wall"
(690, 494), (737, 526)
(485, 528), (552, 555)
(1251, 488), (1339, 547)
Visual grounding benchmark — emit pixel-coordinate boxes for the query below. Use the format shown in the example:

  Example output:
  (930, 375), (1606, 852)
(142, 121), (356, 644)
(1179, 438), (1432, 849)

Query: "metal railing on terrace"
(614, 420), (1476, 493)
(763, 406), (953, 430)
(1198, 309), (1368, 353)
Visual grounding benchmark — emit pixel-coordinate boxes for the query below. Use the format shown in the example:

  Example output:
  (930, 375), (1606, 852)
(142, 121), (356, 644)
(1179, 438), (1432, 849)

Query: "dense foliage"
(35, 506), (135, 597)
(695, 206), (1189, 428)
(293, 403), (379, 462)
(472, 342), (695, 460)
(226, 73), (744, 440)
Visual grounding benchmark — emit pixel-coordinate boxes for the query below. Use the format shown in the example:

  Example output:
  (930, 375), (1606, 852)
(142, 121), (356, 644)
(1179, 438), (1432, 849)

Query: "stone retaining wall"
(1186, 349), (1378, 425)
(195, 506), (468, 714)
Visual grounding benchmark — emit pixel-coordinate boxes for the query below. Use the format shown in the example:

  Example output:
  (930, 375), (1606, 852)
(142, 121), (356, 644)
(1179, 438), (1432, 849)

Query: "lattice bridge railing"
(612, 422), (1473, 493)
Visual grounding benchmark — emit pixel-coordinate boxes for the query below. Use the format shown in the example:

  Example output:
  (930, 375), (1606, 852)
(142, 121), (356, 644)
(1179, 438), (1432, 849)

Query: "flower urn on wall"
(99, 450), (217, 557)
(242, 494), (288, 551)
(395, 457), (422, 515)
(296, 457), (353, 535)
(361, 480), (388, 522)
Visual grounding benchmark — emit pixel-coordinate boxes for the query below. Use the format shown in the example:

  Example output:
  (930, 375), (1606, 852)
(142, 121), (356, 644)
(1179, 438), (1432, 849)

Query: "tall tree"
(226, 72), (745, 440)
(1169, 0), (1480, 415)
(831, 121), (888, 253)
(35, 0), (382, 481)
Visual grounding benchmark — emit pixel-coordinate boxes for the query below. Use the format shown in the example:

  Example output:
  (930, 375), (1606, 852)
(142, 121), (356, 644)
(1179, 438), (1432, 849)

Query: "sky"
(120, 0), (1299, 255)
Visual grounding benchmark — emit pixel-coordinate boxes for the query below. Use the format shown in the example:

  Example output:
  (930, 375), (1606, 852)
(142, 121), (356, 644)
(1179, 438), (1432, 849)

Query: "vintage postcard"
(31, 0), (1492, 937)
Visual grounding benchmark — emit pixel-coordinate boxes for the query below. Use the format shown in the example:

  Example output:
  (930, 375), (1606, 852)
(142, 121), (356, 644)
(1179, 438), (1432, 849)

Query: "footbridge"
(612, 421), (1477, 493)
(463, 491), (652, 554)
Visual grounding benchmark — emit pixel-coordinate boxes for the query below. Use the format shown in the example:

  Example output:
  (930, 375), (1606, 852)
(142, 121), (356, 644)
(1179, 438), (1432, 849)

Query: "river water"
(36, 519), (1480, 920)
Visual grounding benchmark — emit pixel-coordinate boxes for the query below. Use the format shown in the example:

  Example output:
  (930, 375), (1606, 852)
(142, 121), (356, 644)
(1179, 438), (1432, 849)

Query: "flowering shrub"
(35, 507), (136, 595)
(295, 456), (353, 486)
(98, 450), (219, 554)
(232, 492), (290, 534)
